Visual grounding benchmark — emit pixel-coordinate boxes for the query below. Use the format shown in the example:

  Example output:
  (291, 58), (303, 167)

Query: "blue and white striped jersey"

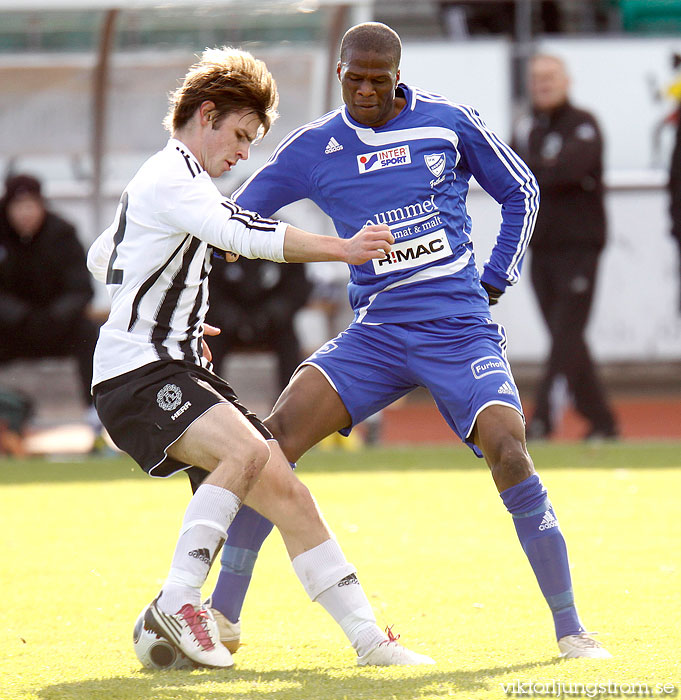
(234, 84), (538, 324)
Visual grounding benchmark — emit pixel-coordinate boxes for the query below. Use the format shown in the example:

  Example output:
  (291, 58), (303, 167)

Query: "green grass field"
(1, 442), (679, 700)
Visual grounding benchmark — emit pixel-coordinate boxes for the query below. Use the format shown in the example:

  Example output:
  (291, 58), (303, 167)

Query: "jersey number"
(106, 192), (129, 285)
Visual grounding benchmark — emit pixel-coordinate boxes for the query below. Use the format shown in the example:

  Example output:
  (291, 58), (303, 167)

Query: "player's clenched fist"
(344, 224), (394, 265)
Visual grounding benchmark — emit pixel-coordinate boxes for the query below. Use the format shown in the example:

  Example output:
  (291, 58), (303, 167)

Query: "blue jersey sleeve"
(453, 105), (539, 290)
(232, 132), (312, 217)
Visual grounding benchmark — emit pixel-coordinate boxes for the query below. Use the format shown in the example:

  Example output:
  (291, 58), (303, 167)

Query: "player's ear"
(395, 69), (400, 88)
(336, 61), (342, 82)
(199, 100), (217, 125)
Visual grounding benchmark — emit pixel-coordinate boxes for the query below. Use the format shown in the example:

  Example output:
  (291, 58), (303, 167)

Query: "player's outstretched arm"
(282, 223), (393, 265)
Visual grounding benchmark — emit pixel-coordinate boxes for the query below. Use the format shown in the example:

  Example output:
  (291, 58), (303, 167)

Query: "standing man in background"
(512, 54), (618, 441)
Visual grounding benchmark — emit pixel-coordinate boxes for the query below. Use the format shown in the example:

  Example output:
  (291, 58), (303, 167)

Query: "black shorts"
(93, 360), (272, 477)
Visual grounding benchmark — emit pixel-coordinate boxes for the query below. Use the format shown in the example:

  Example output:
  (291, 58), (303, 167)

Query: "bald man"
(512, 55), (618, 443)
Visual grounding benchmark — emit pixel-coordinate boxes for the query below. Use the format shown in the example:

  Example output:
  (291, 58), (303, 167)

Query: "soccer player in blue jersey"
(203, 22), (611, 659)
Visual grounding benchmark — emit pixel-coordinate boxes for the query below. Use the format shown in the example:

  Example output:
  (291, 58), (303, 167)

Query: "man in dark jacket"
(512, 54), (618, 440)
(205, 255), (311, 396)
(0, 174), (98, 408)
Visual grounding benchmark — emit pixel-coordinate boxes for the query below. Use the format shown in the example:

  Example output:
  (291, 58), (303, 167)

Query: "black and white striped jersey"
(88, 138), (287, 386)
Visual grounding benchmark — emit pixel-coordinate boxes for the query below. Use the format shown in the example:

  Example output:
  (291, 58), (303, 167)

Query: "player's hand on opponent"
(212, 249), (239, 263)
(201, 323), (221, 362)
(344, 224), (394, 265)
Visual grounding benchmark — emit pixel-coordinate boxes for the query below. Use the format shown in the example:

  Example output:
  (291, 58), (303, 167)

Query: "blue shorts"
(303, 316), (523, 457)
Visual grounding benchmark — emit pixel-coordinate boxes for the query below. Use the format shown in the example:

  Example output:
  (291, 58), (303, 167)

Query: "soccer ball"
(132, 607), (195, 670)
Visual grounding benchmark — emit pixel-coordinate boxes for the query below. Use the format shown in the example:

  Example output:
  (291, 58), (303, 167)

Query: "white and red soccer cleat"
(145, 596), (234, 668)
(357, 626), (435, 666)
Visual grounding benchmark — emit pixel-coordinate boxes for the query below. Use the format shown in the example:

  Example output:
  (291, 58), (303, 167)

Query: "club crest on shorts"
(157, 383), (183, 411)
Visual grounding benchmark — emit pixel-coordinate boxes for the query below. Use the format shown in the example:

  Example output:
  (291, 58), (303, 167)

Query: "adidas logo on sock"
(538, 510), (558, 531)
(324, 136), (343, 154)
(188, 547), (211, 564)
(498, 381), (515, 395)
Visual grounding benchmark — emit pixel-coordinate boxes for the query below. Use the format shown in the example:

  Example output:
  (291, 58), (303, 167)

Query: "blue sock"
(500, 474), (584, 640)
(210, 504), (274, 622)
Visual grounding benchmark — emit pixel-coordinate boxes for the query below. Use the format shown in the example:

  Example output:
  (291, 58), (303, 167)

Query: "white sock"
(158, 484), (240, 614)
(292, 539), (386, 656)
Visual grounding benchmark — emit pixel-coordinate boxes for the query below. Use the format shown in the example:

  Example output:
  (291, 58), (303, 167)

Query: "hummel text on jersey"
(357, 145), (411, 174)
(364, 194), (438, 230)
(373, 230), (452, 274)
(324, 137), (343, 154)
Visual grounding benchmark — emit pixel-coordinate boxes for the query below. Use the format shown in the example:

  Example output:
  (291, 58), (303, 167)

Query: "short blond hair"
(164, 47), (279, 135)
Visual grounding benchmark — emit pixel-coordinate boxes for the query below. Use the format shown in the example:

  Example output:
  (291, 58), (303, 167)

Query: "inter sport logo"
(357, 145), (411, 174)
(373, 230), (452, 274)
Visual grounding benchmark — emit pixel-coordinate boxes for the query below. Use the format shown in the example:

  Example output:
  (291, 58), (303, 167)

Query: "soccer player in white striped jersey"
(87, 47), (433, 669)
(207, 24), (612, 660)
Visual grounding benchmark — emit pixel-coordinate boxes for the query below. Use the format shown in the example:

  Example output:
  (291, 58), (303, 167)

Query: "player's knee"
(245, 438), (271, 480)
(489, 435), (533, 487)
(224, 435), (271, 487)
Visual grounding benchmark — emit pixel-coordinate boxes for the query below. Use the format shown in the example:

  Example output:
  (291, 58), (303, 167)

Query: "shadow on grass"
(2, 440), (679, 485)
(36, 658), (562, 700)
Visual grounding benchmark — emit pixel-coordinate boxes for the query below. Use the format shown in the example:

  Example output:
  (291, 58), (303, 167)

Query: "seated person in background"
(0, 174), (99, 423)
(206, 256), (311, 395)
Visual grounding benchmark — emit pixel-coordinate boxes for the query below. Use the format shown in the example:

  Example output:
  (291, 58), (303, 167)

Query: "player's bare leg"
(207, 365), (351, 644)
(473, 405), (611, 658)
(266, 365), (353, 462)
(145, 402), (271, 667)
(208, 368), (433, 664)
(155, 395), (432, 666)
(241, 438), (432, 665)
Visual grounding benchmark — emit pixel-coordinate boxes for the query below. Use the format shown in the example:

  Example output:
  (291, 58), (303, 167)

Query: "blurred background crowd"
(0, 0), (680, 454)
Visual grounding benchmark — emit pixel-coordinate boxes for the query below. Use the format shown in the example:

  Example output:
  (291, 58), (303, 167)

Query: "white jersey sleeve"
(157, 166), (287, 262)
